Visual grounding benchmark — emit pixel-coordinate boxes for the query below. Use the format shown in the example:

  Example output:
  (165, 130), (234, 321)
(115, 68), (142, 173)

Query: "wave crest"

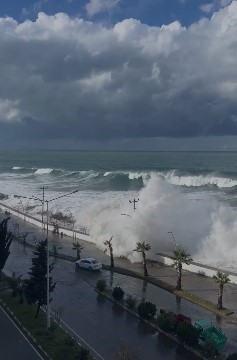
(34, 168), (54, 175)
(163, 171), (237, 188)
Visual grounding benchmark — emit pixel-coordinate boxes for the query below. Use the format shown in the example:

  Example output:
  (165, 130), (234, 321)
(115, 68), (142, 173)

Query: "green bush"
(176, 322), (200, 347)
(156, 312), (175, 332)
(125, 295), (138, 310)
(63, 337), (77, 346)
(74, 347), (90, 360)
(112, 286), (124, 301)
(96, 279), (107, 292)
(202, 339), (216, 358)
(226, 354), (237, 360)
(137, 301), (157, 319)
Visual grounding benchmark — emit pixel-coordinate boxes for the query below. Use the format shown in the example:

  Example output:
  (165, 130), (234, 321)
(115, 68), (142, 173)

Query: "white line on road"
(60, 318), (105, 360)
(0, 305), (44, 360)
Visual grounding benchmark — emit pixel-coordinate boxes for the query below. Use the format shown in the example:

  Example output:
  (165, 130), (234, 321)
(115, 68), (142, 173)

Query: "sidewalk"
(111, 258), (237, 315)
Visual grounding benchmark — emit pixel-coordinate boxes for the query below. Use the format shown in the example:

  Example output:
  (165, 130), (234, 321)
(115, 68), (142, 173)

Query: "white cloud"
(0, 99), (23, 123)
(0, 1), (237, 142)
(200, 3), (213, 13)
(85, 0), (120, 17)
(200, 0), (233, 13)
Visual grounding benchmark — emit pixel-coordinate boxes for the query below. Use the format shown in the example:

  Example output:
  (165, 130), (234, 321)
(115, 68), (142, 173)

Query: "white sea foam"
(81, 174), (237, 268)
(104, 172), (111, 176)
(2, 171), (237, 269)
(12, 166), (23, 170)
(162, 171), (237, 188)
(34, 168), (53, 175)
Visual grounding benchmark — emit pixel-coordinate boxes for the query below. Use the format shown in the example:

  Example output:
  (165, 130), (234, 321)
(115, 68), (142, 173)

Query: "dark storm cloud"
(0, 4), (237, 145)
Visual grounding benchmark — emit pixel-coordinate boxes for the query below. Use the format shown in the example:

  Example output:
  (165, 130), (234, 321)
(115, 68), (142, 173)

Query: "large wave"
(82, 174), (237, 269)
(7, 167), (237, 189)
(2, 172), (237, 269)
(163, 170), (237, 188)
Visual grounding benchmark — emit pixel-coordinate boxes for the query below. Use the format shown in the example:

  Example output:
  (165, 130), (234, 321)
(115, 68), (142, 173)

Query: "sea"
(0, 150), (237, 270)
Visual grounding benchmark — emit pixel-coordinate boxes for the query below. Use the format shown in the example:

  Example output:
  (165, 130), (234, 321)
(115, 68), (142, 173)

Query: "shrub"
(63, 337), (77, 346)
(112, 286), (124, 301)
(96, 279), (107, 292)
(156, 312), (175, 332)
(202, 339), (216, 358)
(226, 354), (237, 360)
(74, 348), (90, 360)
(137, 301), (157, 319)
(125, 295), (138, 310)
(176, 322), (200, 347)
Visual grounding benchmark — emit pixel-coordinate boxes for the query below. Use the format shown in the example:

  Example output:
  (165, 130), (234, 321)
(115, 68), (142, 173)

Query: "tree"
(0, 217), (13, 281)
(8, 272), (22, 297)
(104, 236), (114, 268)
(133, 241), (151, 276)
(172, 247), (192, 291)
(24, 240), (55, 318)
(72, 241), (84, 260)
(213, 271), (230, 310)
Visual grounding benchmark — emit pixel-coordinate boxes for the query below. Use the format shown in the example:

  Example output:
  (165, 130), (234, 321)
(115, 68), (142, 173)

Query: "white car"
(75, 258), (102, 271)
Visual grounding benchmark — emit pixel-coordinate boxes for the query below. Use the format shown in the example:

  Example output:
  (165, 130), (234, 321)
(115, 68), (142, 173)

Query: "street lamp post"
(129, 198), (139, 211)
(168, 231), (178, 248)
(19, 189), (79, 329)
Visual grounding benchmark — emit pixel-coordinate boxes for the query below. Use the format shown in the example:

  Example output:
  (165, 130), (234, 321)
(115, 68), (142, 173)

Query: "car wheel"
(89, 266), (93, 271)
(76, 263), (79, 269)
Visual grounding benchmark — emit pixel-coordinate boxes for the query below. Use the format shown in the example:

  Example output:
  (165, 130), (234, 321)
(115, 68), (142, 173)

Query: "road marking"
(0, 305), (44, 360)
(60, 318), (105, 360)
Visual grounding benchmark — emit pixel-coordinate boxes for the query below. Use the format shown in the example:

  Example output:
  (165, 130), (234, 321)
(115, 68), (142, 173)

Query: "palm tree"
(172, 248), (192, 291)
(72, 241), (84, 260)
(104, 236), (114, 268)
(134, 241), (151, 277)
(213, 271), (230, 310)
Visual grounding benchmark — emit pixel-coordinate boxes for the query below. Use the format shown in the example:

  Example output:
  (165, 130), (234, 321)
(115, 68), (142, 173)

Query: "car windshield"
(92, 260), (98, 264)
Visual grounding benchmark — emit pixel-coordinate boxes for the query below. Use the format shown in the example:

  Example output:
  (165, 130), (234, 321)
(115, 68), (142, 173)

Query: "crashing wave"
(163, 170), (237, 188)
(34, 168), (54, 175)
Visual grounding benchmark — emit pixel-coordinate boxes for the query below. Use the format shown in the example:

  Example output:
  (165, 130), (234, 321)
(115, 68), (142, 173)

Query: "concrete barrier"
(155, 252), (237, 285)
(0, 202), (90, 242)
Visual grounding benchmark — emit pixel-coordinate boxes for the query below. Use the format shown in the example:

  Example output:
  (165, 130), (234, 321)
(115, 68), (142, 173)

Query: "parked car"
(75, 258), (102, 271)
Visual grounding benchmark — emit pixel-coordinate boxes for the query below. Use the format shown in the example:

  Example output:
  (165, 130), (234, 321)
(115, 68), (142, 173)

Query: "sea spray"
(85, 175), (237, 266)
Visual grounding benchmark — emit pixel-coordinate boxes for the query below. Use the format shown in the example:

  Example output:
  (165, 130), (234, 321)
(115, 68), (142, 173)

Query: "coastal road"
(2, 212), (237, 357)
(4, 242), (200, 360)
(0, 305), (43, 360)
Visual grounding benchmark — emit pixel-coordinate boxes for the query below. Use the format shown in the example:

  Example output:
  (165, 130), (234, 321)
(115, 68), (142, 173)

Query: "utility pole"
(129, 198), (139, 211)
(40, 186), (48, 228)
(168, 231), (178, 247)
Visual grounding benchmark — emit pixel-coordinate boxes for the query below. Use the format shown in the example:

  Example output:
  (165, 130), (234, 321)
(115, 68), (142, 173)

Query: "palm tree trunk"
(142, 252), (148, 277)
(77, 249), (80, 260)
(217, 284), (223, 310)
(176, 263), (182, 291)
(35, 301), (41, 318)
(110, 247), (114, 268)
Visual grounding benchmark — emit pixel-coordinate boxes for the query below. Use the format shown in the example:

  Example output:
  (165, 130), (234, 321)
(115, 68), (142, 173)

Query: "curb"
(12, 236), (235, 320)
(95, 289), (207, 360)
(0, 299), (51, 360)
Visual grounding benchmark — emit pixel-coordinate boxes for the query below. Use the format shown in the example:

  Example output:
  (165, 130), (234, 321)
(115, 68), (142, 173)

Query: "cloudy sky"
(0, 0), (237, 150)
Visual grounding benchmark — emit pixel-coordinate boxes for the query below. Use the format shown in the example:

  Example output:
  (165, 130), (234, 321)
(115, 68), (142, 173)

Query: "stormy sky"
(0, 0), (237, 150)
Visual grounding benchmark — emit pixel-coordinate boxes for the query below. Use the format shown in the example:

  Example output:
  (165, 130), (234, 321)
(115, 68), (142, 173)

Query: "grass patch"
(0, 293), (92, 360)
(175, 290), (230, 316)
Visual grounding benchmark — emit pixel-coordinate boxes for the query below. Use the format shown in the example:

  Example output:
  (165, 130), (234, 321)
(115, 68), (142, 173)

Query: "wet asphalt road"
(1, 212), (237, 358)
(4, 242), (201, 360)
(0, 305), (43, 360)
